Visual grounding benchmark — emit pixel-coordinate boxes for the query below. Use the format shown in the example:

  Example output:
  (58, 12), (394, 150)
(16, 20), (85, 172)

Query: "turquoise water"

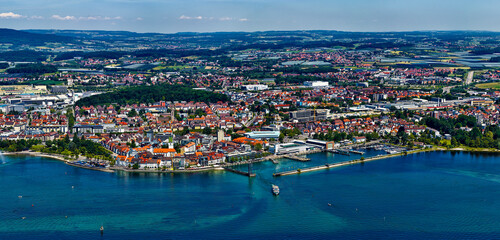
(1, 151), (499, 239)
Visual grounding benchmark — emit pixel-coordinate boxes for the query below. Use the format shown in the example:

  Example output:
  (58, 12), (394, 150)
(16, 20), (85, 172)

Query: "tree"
(128, 109), (138, 117)
(451, 137), (459, 147)
(203, 127), (212, 135)
(67, 109), (75, 129)
(255, 143), (263, 151)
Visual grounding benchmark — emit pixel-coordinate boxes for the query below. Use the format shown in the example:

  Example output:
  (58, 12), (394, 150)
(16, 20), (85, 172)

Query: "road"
(465, 71), (474, 85)
(244, 113), (258, 127)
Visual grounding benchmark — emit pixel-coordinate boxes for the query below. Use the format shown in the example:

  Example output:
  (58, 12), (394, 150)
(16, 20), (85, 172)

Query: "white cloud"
(180, 15), (246, 22)
(79, 16), (122, 21)
(51, 15), (76, 21)
(29, 16), (44, 20)
(179, 15), (203, 20)
(0, 12), (24, 19)
(136, 17), (143, 21)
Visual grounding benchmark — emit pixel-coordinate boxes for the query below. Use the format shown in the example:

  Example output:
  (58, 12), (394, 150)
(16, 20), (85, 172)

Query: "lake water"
(0, 151), (499, 239)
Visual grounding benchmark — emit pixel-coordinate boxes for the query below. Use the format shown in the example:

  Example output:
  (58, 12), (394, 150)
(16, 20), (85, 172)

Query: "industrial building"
(0, 85), (47, 95)
(244, 131), (280, 139)
(289, 109), (329, 122)
(305, 139), (335, 150)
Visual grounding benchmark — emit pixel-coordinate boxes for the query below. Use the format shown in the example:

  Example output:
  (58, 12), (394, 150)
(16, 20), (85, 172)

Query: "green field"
(153, 65), (192, 71)
(25, 80), (64, 85)
(476, 82), (500, 89)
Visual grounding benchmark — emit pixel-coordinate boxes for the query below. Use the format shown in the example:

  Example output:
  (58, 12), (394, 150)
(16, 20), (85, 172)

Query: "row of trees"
(6, 64), (58, 74)
(314, 130), (380, 142)
(75, 84), (231, 107)
(0, 139), (42, 152)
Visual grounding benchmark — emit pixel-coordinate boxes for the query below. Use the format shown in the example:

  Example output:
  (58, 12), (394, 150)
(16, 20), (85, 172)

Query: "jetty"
(283, 155), (310, 162)
(223, 167), (256, 177)
(329, 149), (350, 156)
(348, 149), (365, 155)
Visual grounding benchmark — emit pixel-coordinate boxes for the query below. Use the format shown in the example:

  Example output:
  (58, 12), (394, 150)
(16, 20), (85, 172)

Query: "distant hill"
(0, 50), (48, 62)
(0, 28), (74, 46)
(25, 29), (167, 41)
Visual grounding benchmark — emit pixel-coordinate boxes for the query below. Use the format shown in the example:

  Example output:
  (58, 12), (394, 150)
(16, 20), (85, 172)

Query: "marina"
(273, 148), (417, 177)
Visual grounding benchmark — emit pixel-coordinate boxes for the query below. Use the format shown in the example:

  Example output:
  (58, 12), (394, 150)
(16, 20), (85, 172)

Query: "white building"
(242, 84), (269, 91)
(304, 81), (329, 88)
(270, 143), (314, 155)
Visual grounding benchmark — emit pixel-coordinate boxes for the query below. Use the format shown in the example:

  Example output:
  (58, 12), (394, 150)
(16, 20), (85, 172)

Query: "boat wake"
(0, 151), (6, 164)
(443, 169), (500, 184)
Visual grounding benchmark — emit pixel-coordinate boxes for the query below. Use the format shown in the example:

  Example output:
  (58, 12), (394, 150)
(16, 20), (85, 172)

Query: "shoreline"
(110, 166), (225, 174)
(3, 147), (499, 176)
(3, 151), (70, 163)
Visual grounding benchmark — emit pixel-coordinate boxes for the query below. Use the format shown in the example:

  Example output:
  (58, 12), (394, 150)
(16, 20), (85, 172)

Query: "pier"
(348, 149), (365, 155)
(283, 155), (310, 162)
(224, 162), (256, 177)
(329, 149), (350, 156)
(273, 149), (421, 177)
(223, 167), (256, 177)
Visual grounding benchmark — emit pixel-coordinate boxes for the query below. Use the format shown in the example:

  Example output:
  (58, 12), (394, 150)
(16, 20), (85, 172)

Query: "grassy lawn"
(476, 82), (500, 89)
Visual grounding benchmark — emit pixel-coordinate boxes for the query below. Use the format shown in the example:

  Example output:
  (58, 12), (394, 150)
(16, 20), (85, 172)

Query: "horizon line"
(14, 28), (500, 35)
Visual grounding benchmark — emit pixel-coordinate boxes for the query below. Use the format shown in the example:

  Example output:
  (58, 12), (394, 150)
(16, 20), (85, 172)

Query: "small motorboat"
(271, 184), (280, 196)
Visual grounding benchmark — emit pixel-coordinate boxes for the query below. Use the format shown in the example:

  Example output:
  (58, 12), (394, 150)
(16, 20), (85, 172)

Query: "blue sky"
(0, 0), (498, 33)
